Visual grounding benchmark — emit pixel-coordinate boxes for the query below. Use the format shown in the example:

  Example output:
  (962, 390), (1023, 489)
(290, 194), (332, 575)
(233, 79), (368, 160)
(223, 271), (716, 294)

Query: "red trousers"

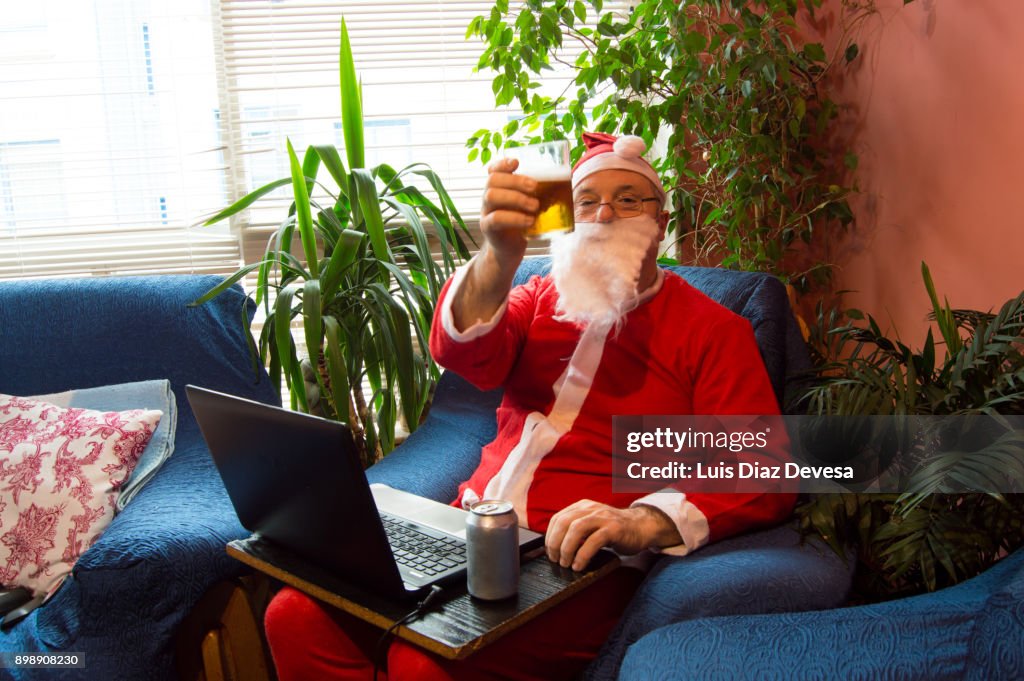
(263, 567), (644, 681)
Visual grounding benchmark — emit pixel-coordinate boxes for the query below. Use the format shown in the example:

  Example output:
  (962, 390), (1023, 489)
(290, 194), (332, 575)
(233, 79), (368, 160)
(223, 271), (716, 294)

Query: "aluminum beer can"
(466, 499), (519, 600)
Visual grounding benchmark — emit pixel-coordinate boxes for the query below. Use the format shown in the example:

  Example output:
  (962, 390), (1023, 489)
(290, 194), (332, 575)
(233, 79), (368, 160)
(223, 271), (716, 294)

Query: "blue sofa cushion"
(617, 548), (1024, 681)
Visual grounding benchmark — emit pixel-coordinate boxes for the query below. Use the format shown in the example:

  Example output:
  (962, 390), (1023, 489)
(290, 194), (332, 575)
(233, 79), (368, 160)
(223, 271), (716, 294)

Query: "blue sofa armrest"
(366, 371), (501, 502)
(0, 275), (279, 680)
(584, 522), (854, 680)
(617, 548), (1024, 681)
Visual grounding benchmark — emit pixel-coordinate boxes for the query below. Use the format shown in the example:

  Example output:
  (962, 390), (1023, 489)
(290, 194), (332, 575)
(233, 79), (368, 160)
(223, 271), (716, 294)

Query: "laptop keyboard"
(379, 513), (467, 577)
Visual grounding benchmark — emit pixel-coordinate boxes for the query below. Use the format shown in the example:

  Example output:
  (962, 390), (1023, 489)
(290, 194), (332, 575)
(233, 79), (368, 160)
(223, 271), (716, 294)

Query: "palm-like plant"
(798, 263), (1024, 600)
(195, 18), (472, 466)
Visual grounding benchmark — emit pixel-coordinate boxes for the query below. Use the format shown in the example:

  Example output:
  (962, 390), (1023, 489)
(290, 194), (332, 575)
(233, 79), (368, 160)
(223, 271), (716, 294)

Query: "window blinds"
(214, 0), (590, 264)
(0, 0), (614, 281)
(0, 0), (241, 280)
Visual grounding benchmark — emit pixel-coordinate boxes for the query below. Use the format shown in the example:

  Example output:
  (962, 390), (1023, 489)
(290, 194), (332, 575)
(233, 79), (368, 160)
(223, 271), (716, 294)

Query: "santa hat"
(571, 132), (666, 205)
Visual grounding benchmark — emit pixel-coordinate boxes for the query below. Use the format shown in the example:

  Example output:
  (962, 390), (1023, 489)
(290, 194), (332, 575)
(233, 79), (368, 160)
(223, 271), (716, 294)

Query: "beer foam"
(516, 165), (571, 182)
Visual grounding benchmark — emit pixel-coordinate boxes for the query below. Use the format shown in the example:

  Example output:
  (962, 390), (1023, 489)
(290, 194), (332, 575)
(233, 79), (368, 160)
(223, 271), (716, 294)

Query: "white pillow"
(31, 380), (178, 511)
(0, 394), (162, 596)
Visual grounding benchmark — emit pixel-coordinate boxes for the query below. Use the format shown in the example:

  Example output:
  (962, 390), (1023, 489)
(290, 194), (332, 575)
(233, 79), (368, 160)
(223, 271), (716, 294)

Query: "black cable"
(372, 585), (445, 681)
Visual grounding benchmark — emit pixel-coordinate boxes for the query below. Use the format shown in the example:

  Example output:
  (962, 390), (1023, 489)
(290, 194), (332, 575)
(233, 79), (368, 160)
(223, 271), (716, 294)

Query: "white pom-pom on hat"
(612, 135), (647, 159)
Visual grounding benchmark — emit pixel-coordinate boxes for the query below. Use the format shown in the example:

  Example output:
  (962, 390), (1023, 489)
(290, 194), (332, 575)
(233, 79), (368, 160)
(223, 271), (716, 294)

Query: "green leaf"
(190, 260), (269, 306)
(202, 178), (292, 226)
(683, 31), (707, 55)
(339, 18), (365, 169)
(803, 42), (826, 62)
(351, 168), (391, 278)
(301, 146), (321, 196)
(794, 97), (807, 121)
(845, 42), (860, 62)
(368, 283), (419, 437)
(540, 11), (555, 39)
(287, 139), (319, 278)
(312, 144), (349, 196)
(725, 62), (741, 88)
(573, 0), (586, 22)
(302, 280), (322, 372)
(274, 285), (307, 413)
(321, 229), (363, 300)
(788, 117), (800, 138)
(922, 261), (962, 354)
(322, 315), (351, 423)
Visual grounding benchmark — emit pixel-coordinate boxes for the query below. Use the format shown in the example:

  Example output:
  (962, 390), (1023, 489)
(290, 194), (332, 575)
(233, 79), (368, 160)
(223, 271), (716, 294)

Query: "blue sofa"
(0, 259), (857, 680)
(367, 257), (857, 680)
(0, 275), (279, 680)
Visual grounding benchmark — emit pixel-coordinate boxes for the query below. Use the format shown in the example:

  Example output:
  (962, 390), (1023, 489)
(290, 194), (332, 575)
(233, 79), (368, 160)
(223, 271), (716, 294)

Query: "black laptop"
(186, 385), (543, 599)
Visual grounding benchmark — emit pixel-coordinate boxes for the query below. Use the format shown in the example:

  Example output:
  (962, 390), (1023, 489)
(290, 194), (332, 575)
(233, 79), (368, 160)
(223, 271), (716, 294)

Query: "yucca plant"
(194, 18), (472, 466)
(797, 263), (1024, 601)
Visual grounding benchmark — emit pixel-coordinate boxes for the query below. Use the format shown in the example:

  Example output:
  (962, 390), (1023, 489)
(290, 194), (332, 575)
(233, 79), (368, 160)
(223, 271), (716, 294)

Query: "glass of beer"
(504, 140), (574, 238)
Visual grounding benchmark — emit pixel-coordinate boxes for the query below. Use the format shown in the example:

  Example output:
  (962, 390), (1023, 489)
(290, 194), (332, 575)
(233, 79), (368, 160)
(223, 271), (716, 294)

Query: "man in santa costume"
(263, 133), (795, 680)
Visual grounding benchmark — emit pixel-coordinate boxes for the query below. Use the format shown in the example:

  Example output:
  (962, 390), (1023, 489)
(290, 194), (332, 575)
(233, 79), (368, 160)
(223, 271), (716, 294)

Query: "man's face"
(572, 169), (667, 228)
(572, 169), (668, 283)
(548, 169), (668, 329)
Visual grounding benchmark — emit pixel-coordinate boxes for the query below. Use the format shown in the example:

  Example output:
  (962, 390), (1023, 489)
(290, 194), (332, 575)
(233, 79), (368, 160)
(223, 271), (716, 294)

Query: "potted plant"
(464, 0), (880, 293)
(798, 263), (1024, 600)
(195, 18), (472, 466)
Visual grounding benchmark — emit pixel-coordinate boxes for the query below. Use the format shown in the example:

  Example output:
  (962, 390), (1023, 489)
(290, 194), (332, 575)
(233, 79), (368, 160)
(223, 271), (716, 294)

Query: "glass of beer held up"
(504, 140), (574, 238)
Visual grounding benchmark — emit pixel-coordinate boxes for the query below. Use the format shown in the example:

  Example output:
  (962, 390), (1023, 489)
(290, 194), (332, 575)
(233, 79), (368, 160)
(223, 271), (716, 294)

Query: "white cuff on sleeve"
(440, 257), (509, 342)
(632, 489), (711, 557)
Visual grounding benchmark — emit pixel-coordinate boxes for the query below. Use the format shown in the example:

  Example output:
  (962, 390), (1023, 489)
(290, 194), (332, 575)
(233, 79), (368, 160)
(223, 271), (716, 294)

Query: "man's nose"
(594, 202), (616, 222)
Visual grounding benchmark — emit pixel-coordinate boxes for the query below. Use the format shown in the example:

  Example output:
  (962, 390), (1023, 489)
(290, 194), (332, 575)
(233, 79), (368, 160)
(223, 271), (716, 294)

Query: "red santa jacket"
(428, 265), (795, 554)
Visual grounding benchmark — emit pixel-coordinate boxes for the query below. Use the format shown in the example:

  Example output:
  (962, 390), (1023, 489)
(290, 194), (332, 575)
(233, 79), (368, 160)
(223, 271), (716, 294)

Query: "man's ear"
(657, 211), (669, 239)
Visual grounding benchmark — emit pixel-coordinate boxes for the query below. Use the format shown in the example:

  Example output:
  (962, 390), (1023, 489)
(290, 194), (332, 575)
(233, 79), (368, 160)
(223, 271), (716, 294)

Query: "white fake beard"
(549, 215), (661, 330)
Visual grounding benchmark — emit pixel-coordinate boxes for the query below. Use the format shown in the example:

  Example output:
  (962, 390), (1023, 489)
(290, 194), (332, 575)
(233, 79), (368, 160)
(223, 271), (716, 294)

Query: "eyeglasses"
(573, 196), (661, 221)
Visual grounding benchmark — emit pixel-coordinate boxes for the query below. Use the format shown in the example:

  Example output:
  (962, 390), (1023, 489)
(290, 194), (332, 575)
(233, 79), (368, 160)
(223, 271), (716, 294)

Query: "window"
(336, 119), (414, 169)
(0, 140), (67, 234)
(0, 0), (605, 280)
(0, 0), (239, 279)
(242, 105), (305, 191)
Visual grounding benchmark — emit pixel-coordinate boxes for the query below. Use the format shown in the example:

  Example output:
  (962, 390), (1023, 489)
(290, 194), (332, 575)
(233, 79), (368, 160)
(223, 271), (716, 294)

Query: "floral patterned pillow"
(0, 394), (162, 596)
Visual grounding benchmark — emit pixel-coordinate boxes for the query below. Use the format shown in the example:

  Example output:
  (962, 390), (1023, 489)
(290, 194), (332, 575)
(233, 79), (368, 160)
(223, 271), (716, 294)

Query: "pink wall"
(820, 0), (1024, 341)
